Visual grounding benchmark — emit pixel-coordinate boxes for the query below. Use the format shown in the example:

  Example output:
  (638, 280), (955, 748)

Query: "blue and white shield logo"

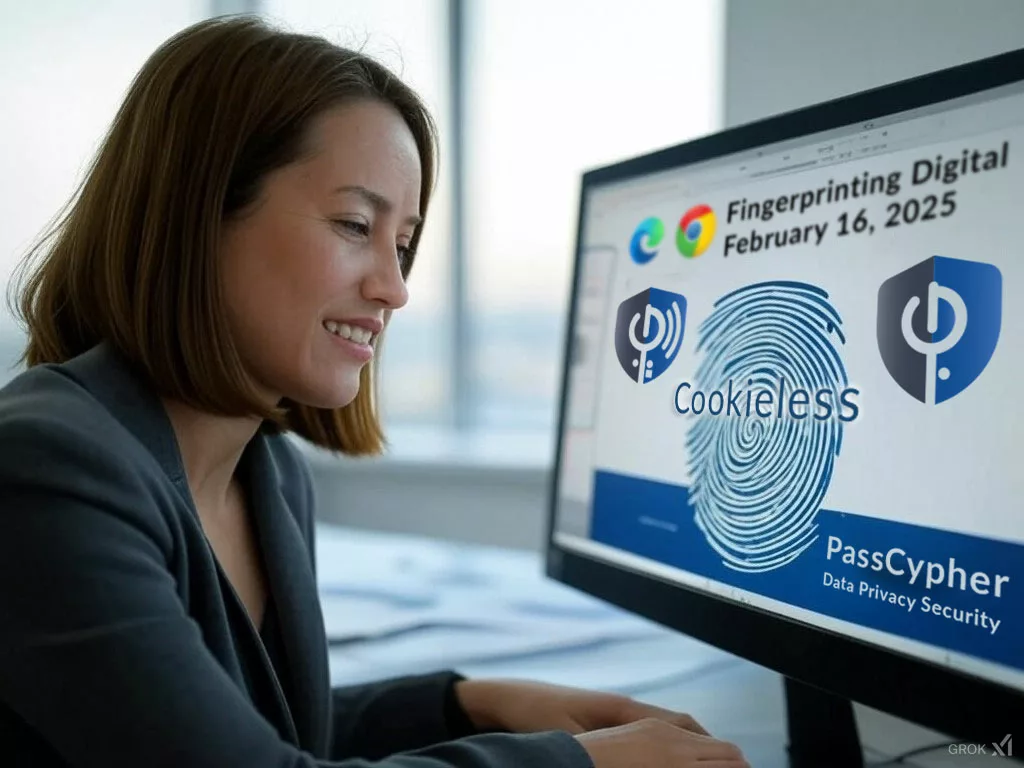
(614, 288), (687, 383)
(877, 256), (1002, 404)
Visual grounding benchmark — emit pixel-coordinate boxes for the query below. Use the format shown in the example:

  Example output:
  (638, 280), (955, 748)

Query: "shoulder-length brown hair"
(6, 14), (438, 456)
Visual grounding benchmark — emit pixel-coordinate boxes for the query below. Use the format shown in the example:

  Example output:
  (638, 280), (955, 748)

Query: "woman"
(0, 16), (749, 768)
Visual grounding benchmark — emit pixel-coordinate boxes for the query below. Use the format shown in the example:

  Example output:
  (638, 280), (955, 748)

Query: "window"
(463, 0), (725, 432)
(0, 0), (209, 382)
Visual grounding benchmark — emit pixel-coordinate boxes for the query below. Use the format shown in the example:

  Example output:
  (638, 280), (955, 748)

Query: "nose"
(361, 243), (409, 310)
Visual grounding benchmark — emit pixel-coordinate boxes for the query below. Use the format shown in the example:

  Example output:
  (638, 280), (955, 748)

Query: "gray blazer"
(0, 340), (592, 768)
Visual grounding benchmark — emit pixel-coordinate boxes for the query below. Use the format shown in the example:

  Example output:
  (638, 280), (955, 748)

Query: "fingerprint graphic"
(687, 281), (848, 573)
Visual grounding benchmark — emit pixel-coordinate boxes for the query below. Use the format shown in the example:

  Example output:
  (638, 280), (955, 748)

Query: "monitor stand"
(785, 677), (864, 768)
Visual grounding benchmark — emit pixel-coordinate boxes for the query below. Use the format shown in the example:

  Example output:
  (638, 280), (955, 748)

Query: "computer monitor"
(546, 47), (1024, 766)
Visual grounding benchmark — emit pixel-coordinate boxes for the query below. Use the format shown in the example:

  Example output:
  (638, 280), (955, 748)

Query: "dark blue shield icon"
(614, 288), (687, 383)
(877, 256), (1002, 404)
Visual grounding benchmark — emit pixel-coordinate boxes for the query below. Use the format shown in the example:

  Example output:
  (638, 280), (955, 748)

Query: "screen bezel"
(545, 46), (1024, 746)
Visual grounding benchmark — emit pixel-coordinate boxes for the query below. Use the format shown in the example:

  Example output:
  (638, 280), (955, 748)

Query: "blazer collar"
(244, 435), (331, 752)
(62, 339), (191, 493)
(61, 340), (330, 752)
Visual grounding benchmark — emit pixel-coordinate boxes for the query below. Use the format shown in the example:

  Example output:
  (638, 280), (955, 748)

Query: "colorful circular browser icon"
(629, 217), (665, 264)
(677, 204), (716, 257)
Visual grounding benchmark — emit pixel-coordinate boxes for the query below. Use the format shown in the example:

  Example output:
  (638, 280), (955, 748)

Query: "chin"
(307, 390), (361, 411)
(285, 378), (362, 411)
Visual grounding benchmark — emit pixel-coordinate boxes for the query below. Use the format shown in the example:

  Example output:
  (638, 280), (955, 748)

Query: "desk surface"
(315, 524), (983, 768)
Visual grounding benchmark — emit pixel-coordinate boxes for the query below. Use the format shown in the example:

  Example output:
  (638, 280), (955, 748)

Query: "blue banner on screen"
(590, 470), (1023, 671)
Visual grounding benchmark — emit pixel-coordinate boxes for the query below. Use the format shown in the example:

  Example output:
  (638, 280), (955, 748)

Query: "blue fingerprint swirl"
(687, 281), (848, 573)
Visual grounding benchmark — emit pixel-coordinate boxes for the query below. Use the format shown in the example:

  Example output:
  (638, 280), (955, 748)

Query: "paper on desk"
(329, 622), (658, 685)
(329, 628), (737, 695)
(316, 525), (636, 640)
(319, 567), (670, 681)
(320, 589), (663, 646)
(453, 634), (738, 696)
(317, 525), (687, 689)
(316, 571), (669, 659)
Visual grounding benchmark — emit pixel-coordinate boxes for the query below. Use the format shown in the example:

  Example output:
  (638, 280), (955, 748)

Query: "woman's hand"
(575, 718), (750, 768)
(454, 678), (749, 767)
(454, 678), (710, 736)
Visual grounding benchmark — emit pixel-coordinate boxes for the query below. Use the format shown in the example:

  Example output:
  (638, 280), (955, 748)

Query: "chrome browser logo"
(629, 217), (665, 264)
(677, 204), (716, 258)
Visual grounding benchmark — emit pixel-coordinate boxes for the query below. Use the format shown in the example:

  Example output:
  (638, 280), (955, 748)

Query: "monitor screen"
(551, 73), (1024, 698)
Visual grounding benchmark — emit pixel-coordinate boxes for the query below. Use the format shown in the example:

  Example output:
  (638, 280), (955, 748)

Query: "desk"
(314, 524), (981, 768)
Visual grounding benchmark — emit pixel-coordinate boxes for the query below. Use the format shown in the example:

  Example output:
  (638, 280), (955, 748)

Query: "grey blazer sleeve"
(0, 415), (593, 768)
(330, 672), (466, 759)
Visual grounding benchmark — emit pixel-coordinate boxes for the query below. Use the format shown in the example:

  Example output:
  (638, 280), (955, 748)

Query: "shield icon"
(614, 288), (687, 383)
(877, 256), (1002, 404)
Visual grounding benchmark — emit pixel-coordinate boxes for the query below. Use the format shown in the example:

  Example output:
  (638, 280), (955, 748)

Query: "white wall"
(724, 0), (1024, 127)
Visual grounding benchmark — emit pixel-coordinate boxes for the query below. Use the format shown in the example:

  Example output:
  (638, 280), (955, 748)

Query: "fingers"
(624, 700), (712, 736)
(630, 718), (744, 763)
(667, 711), (711, 736)
(679, 733), (746, 763)
(576, 717), (750, 768)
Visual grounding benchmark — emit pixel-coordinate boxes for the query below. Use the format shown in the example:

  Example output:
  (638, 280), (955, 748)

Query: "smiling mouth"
(322, 320), (375, 345)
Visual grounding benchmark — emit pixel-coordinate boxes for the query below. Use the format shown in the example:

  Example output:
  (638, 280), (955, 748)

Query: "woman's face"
(220, 99), (421, 410)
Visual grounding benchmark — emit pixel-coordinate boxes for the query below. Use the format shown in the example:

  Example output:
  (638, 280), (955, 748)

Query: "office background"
(2, 0), (1023, 552)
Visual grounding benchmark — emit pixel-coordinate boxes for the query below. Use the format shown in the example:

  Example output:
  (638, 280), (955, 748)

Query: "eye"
(333, 219), (369, 237)
(334, 219), (415, 274)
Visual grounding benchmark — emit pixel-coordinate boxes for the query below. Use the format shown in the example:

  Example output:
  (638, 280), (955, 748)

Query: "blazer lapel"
(68, 340), (330, 753)
(245, 434), (331, 755)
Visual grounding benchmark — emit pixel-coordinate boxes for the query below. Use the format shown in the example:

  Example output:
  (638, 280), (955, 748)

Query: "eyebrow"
(332, 184), (423, 228)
